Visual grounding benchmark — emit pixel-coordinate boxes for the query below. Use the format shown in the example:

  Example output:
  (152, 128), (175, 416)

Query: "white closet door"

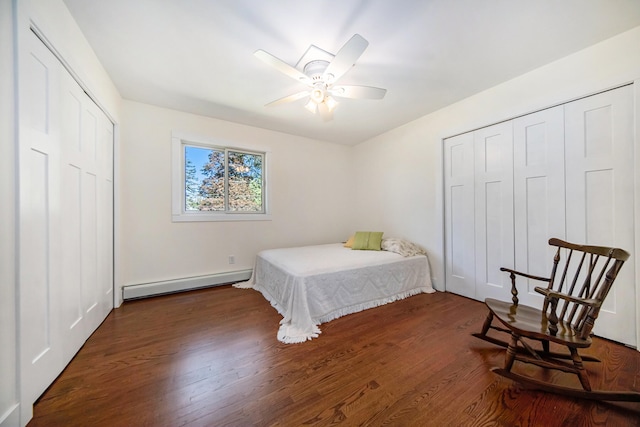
(565, 85), (636, 346)
(19, 29), (114, 421)
(512, 106), (566, 307)
(59, 67), (88, 362)
(80, 99), (102, 335)
(444, 132), (475, 298)
(59, 70), (114, 361)
(474, 121), (515, 301)
(83, 100), (114, 336)
(97, 111), (114, 328)
(18, 30), (65, 420)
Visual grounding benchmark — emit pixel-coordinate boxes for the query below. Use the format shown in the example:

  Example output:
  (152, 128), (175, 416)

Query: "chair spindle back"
(539, 238), (629, 339)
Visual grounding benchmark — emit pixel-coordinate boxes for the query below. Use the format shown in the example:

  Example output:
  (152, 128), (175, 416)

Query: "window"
(172, 133), (270, 222)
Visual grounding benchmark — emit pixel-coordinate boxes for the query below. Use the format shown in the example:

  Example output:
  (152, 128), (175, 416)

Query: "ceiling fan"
(255, 34), (386, 121)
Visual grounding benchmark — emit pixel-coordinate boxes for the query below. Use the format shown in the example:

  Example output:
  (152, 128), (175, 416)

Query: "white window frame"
(171, 131), (271, 222)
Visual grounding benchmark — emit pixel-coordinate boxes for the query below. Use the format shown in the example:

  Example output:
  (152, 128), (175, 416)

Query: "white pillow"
(381, 237), (427, 257)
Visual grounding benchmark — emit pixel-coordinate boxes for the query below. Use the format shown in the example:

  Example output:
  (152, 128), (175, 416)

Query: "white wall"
(353, 26), (640, 291)
(119, 101), (355, 293)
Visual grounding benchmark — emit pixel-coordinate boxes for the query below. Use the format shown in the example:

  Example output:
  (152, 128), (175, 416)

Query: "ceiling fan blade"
(330, 85), (387, 100)
(254, 50), (311, 85)
(323, 34), (368, 83)
(317, 102), (333, 122)
(265, 91), (310, 107)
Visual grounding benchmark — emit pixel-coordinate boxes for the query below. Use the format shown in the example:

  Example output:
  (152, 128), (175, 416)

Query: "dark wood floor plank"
(27, 285), (640, 426)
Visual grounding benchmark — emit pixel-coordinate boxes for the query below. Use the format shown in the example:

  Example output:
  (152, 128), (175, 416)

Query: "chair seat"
(485, 298), (592, 348)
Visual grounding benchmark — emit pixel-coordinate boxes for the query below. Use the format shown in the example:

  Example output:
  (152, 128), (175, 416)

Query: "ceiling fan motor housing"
(304, 60), (331, 103)
(303, 59), (330, 79)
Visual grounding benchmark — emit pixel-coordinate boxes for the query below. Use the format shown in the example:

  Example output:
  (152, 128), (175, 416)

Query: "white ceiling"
(62, 0), (640, 145)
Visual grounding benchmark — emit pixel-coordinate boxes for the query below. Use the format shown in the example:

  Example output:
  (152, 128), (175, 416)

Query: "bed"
(234, 238), (435, 343)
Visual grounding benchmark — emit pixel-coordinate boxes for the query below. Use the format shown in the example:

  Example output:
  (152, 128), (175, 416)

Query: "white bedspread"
(235, 243), (435, 343)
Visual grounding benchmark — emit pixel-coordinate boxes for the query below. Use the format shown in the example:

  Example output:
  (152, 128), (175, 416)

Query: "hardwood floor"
(28, 286), (640, 426)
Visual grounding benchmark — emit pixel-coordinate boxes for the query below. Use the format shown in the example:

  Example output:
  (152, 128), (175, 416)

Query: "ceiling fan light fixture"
(304, 99), (317, 114)
(325, 96), (338, 112)
(310, 84), (326, 103)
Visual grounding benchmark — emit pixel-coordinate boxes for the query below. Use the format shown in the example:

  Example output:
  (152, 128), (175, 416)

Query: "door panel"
(444, 132), (475, 298)
(60, 70), (88, 363)
(474, 121), (514, 301)
(82, 171), (100, 331)
(565, 85), (635, 346)
(512, 106), (565, 307)
(19, 31), (64, 419)
(98, 119), (115, 320)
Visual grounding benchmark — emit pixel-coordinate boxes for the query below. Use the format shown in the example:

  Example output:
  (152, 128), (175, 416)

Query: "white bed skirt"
(235, 244), (435, 343)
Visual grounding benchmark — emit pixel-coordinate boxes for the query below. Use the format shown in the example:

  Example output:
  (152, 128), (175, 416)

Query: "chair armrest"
(540, 288), (600, 308)
(500, 267), (550, 283)
(537, 288), (601, 338)
(500, 267), (551, 306)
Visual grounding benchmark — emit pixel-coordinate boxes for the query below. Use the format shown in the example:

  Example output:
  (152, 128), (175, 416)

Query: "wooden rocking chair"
(473, 238), (640, 401)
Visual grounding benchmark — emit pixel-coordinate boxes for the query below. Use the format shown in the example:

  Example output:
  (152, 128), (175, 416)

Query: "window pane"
(184, 145), (224, 211)
(228, 150), (263, 212)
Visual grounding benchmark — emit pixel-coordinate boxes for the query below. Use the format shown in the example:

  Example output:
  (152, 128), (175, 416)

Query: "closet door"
(444, 132), (475, 298)
(59, 66), (89, 362)
(19, 29), (65, 418)
(97, 106), (115, 331)
(474, 121), (514, 301)
(78, 96), (113, 337)
(59, 70), (114, 360)
(19, 29), (115, 420)
(565, 85), (635, 346)
(512, 106), (566, 307)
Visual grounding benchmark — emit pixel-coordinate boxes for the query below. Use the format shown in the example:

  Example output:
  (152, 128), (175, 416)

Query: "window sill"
(172, 213), (272, 222)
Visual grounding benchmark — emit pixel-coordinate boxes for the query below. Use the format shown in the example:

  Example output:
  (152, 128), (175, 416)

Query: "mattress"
(235, 243), (435, 343)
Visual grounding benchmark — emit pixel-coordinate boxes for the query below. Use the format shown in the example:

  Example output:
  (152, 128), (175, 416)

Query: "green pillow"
(351, 231), (384, 251)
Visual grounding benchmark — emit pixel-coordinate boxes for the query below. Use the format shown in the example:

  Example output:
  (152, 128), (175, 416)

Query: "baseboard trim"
(122, 269), (252, 300)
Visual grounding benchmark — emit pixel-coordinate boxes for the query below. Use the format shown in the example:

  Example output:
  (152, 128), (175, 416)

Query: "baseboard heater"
(122, 269), (253, 300)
